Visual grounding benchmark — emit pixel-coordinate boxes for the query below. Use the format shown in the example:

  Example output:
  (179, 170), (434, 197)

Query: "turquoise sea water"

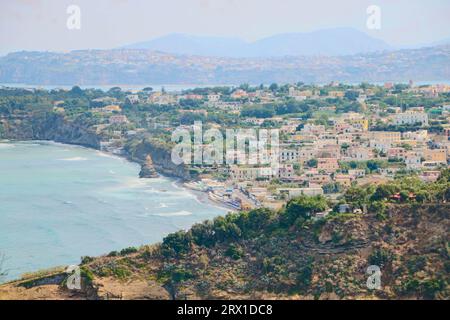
(0, 141), (228, 282)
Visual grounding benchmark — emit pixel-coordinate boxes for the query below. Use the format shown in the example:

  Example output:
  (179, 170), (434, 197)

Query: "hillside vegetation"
(1, 172), (449, 300)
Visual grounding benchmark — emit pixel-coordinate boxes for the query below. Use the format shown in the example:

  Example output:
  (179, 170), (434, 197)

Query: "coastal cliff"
(1, 112), (190, 179)
(125, 138), (192, 180)
(139, 155), (159, 178)
(1, 112), (101, 149)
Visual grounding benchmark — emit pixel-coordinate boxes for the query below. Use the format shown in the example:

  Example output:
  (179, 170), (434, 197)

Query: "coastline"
(2, 139), (233, 212)
(0, 139), (233, 283)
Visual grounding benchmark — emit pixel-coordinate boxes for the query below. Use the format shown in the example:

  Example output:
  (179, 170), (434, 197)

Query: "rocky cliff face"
(126, 139), (191, 180)
(139, 155), (159, 178)
(1, 112), (190, 179)
(1, 112), (101, 149)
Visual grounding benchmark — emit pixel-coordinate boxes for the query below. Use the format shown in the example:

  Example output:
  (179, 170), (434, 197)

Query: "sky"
(1, 0), (450, 55)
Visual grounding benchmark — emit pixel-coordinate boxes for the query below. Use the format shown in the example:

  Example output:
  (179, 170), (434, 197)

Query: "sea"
(0, 141), (228, 282)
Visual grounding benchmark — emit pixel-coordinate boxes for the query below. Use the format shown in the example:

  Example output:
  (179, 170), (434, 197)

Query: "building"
(231, 89), (248, 99)
(423, 149), (447, 163)
(348, 169), (366, 178)
(317, 158), (339, 173)
(277, 187), (324, 200)
(347, 147), (372, 160)
(126, 94), (140, 104)
(405, 152), (421, 170)
(387, 147), (407, 160)
(278, 164), (295, 179)
(109, 115), (128, 124)
(207, 94), (221, 102)
(334, 174), (352, 187)
(229, 166), (273, 181)
(348, 118), (369, 131)
(392, 112), (429, 126)
(369, 131), (401, 143)
(280, 149), (299, 162)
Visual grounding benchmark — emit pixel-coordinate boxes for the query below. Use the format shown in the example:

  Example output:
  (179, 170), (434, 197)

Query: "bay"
(0, 141), (228, 282)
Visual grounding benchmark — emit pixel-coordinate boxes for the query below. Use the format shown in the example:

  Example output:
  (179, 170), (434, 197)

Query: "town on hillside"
(1, 81), (450, 212)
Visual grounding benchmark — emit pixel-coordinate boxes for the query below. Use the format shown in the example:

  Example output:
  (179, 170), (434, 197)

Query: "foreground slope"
(1, 175), (449, 300)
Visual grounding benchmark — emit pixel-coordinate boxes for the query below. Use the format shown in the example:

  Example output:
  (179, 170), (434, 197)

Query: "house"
(278, 164), (295, 180)
(109, 115), (128, 124)
(387, 147), (407, 160)
(317, 158), (339, 173)
(369, 131), (402, 143)
(280, 149), (299, 162)
(348, 118), (369, 131)
(231, 89), (248, 99)
(338, 204), (352, 213)
(348, 169), (366, 178)
(422, 161), (445, 169)
(392, 112), (429, 126)
(229, 166), (273, 181)
(277, 187), (324, 200)
(328, 91), (345, 98)
(207, 94), (221, 102)
(347, 147), (372, 160)
(92, 105), (122, 114)
(182, 94), (203, 100)
(126, 94), (140, 104)
(419, 171), (441, 182)
(334, 174), (352, 187)
(404, 152), (421, 170)
(423, 149), (447, 163)
(402, 130), (428, 142)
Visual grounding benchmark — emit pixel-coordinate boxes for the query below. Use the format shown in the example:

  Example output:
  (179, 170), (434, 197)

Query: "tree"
(281, 195), (328, 227)
(367, 159), (385, 172)
(371, 184), (399, 201)
(69, 85), (84, 97)
(306, 158), (318, 168)
(161, 231), (192, 257)
(225, 244), (244, 260)
(269, 83), (278, 92)
(213, 215), (242, 242)
(344, 90), (359, 101)
(237, 208), (277, 238)
(241, 105), (275, 118)
(191, 220), (216, 247)
(295, 259), (313, 293)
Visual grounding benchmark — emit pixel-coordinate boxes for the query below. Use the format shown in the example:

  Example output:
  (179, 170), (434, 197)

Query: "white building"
(392, 112), (428, 126)
(280, 149), (299, 162)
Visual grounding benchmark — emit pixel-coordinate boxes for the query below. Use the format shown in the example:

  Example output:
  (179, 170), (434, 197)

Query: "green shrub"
(368, 248), (394, 268)
(119, 247), (138, 256)
(80, 256), (94, 265)
(161, 230), (193, 257)
(225, 244), (244, 260)
(281, 195), (328, 227)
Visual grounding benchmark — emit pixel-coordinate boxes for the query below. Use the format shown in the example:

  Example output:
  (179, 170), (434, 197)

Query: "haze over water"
(0, 141), (228, 282)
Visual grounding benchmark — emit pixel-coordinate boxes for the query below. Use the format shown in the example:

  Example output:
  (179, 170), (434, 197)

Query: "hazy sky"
(1, 0), (450, 55)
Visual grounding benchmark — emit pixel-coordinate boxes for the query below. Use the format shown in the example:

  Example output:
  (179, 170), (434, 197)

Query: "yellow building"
(424, 149), (447, 163)
(369, 131), (401, 143)
(349, 119), (369, 131)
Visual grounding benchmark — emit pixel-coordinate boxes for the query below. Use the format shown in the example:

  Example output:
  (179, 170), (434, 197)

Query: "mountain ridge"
(122, 27), (392, 57)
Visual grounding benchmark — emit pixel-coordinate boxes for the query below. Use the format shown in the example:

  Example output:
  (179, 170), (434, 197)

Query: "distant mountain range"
(0, 45), (449, 86)
(123, 28), (392, 57)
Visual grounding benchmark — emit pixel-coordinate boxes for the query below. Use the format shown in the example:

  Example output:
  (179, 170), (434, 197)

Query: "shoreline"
(0, 139), (233, 284)
(1, 138), (234, 211)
